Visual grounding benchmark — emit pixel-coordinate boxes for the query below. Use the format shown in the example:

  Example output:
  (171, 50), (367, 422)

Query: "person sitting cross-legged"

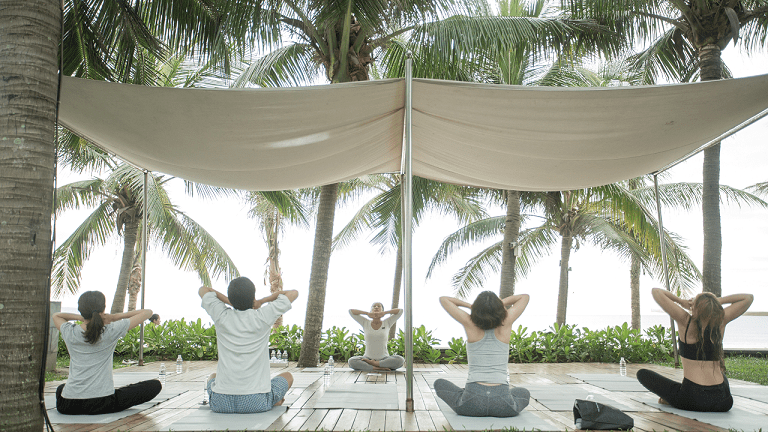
(198, 277), (298, 413)
(53, 291), (161, 415)
(433, 291), (531, 417)
(636, 287), (753, 412)
(348, 302), (404, 371)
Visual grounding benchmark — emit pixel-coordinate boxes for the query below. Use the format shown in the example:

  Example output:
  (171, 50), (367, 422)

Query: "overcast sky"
(53, 47), (768, 345)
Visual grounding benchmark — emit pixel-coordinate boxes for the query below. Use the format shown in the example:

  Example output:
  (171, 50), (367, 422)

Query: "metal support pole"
(654, 174), (680, 367)
(138, 170), (149, 366)
(403, 53), (414, 412)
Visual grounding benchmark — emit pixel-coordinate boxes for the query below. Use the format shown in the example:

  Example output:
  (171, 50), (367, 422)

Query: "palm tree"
(61, 0), (258, 82)
(246, 190), (310, 328)
(429, 184), (703, 326)
(52, 164), (240, 312)
(0, 2), (59, 429)
(560, 0), (768, 298)
(233, 0), (613, 367)
(375, 0), (622, 300)
(626, 178), (768, 327)
(333, 174), (486, 338)
(529, 59), (768, 328)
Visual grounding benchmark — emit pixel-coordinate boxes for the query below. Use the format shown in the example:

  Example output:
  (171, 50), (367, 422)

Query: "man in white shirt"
(199, 277), (299, 413)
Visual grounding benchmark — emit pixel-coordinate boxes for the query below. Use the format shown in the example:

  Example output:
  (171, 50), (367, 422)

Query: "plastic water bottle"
(328, 355), (335, 375)
(201, 381), (209, 405)
(271, 350), (277, 363)
(159, 363), (167, 385)
(323, 361), (331, 386)
(176, 354), (183, 374)
(281, 350), (288, 363)
(619, 357), (627, 377)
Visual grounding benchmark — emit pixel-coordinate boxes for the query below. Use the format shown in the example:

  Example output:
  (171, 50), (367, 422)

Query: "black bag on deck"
(573, 399), (634, 430)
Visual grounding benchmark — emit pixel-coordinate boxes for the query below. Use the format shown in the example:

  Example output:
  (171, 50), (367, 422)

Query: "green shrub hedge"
(59, 319), (674, 364)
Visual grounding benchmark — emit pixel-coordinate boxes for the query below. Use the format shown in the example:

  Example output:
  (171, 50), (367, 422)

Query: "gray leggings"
(434, 379), (530, 417)
(348, 355), (405, 371)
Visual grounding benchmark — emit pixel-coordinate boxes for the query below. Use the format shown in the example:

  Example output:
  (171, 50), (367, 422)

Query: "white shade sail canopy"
(59, 74), (768, 191)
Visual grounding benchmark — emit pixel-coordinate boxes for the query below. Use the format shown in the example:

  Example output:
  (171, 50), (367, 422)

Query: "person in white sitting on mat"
(199, 277), (298, 413)
(348, 302), (404, 371)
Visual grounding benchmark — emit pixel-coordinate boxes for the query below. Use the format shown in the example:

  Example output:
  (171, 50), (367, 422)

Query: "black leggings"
(56, 380), (162, 415)
(636, 369), (733, 412)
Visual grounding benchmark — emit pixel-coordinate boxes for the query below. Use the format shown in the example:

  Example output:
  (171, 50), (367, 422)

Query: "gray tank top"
(466, 329), (509, 384)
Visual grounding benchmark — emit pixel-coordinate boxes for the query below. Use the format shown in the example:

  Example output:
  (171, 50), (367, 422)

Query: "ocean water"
(510, 314), (768, 350)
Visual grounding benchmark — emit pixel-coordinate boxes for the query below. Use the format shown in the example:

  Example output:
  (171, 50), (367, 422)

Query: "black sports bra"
(677, 318), (717, 361)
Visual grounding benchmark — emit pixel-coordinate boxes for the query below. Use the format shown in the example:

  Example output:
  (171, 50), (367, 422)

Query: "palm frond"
(426, 216), (506, 279)
(450, 242), (504, 298)
(52, 202), (115, 297)
(232, 43), (320, 87)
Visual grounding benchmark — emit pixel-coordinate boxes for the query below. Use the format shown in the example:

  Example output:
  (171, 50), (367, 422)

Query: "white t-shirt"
(350, 309), (403, 360)
(60, 319), (130, 399)
(202, 292), (292, 395)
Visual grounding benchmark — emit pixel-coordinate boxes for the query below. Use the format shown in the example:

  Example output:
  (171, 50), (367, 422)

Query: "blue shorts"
(207, 376), (289, 413)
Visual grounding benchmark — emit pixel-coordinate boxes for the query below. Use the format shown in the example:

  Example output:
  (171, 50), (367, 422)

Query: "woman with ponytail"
(636, 288), (754, 412)
(52, 291), (161, 414)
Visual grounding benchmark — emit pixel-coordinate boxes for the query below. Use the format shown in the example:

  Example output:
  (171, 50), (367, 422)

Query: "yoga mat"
(525, 384), (634, 411)
(46, 406), (149, 424)
(291, 372), (323, 388)
(167, 405), (288, 431)
(45, 381), (183, 424)
(427, 376), (467, 389)
(637, 398), (766, 430)
(731, 385), (768, 404)
(313, 383), (399, 410)
(434, 397), (557, 431)
(301, 367), (354, 372)
(569, 373), (648, 392)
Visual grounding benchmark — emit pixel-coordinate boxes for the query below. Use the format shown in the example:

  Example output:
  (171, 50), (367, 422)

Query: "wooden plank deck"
(44, 361), (768, 431)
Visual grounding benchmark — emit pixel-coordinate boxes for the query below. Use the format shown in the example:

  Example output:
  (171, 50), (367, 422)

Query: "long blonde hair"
(690, 292), (725, 371)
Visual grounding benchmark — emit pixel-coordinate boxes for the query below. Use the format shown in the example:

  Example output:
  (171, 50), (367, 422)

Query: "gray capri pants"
(348, 355), (405, 371)
(434, 379), (530, 417)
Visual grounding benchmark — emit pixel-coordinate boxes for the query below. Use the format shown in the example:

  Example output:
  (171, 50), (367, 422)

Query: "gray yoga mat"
(434, 397), (558, 431)
(569, 373), (648, 392)
(731, 385), (768, 404)
(637, 398), (767, 430)
(313, 383), (399, 410)
(167, 405), (288, 431)
(525, 384), (634, 411)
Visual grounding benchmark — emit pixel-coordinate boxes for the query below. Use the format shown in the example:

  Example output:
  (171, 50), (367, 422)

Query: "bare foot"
(274, 398), (285, 406)
(658, 397), (670, 405)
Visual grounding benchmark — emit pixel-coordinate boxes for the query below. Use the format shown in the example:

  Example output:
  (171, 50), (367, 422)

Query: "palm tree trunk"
(0, 1), (59, 429)
(111, 219), (139, 313)
(630, 254), (641, 330)
(389, 242), (403, 340)
(268, 211), (284, 328)
(555, 235), (573, 326)
(127, 262), (142, 312)
(298, 183), (339, 367)
(700, 44), (723, 297)
(499, 190), (521, 299)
